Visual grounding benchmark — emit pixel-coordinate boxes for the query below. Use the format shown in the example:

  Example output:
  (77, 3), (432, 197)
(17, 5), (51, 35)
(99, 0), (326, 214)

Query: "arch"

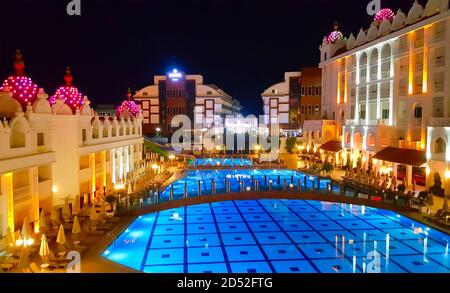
(10, 118), (29, 148)
(367, 133), (376, 147)
(354, 132), (363, 147)
(369, 48), (379, 81)
(381, 44), (392, 78)
(92, 119), (101, 139)
(345, 132), (351, 144)
(111, 120), (118, 137)
(103, 120), (110, 138)
(434, 137), (446, 154)
(359, 52), (368, 82)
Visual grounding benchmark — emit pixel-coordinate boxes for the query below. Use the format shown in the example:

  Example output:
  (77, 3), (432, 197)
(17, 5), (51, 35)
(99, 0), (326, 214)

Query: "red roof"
(372, 147), (426, 166)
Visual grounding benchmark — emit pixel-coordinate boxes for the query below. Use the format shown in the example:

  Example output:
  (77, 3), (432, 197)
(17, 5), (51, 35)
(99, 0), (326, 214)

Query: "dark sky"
(1, 0), (414, 115)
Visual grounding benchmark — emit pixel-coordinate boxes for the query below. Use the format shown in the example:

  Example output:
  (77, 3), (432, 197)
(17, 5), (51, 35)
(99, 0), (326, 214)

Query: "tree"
(430, 172), (445, 197)
(322, 162), (334, 177)
(285, 137), (298, 154)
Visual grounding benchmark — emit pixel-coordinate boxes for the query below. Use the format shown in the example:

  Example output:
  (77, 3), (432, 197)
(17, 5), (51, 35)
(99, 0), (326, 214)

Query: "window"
(414, 107), (422, 118)
(301, 106), (305, 114)
(207, 91), (213, 95)
(308, 87), (312, 95)
(314, 105), (320, 114)
(307, 105), (312, 114)
(82, 129), (87, 142)
(178, 91), (182, 98)
(315, 87), (319, 96)
(37, 132), (44, 146)
(360, 110), (366, 120)
(301, 87), (305, 96)
(382, 109), (389, 119)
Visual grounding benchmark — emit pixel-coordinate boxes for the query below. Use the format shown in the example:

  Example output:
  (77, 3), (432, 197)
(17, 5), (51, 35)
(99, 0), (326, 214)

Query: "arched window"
(359, 52), (368, 82)
(369, 48), (378, 81)
(367, 133), (376, 147)
(10, 121), (26, 148)
(435, 138), (446, 154)
(381, 44), (392, 78)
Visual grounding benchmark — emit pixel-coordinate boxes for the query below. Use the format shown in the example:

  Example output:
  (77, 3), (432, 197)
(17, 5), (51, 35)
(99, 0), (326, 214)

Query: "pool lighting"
(104, 250), (110, 256)
(246, 186), (251, 191)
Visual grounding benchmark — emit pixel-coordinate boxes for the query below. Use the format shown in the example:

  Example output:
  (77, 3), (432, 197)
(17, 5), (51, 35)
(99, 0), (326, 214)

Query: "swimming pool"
(160, 169), (330, 200)
(103, 199), (450, 273)
(190, 158), (253, 167)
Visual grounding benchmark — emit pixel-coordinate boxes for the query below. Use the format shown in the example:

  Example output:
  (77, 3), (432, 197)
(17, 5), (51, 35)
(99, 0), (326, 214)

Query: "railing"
(429, 117), (450, 127)
(116, 174), (335, 215)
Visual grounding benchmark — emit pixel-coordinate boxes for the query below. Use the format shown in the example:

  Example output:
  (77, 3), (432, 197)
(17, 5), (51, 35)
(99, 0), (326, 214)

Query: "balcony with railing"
(429, 117), (450, 127)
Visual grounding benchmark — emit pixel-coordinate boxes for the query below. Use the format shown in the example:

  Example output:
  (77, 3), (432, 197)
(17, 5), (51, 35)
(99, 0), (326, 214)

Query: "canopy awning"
(319, 140), (343, 153)
(372, 147), (426, 167)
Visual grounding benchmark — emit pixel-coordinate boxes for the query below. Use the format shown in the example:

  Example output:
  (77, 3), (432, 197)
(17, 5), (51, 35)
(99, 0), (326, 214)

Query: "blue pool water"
(190, 158), (253, 167)
(103, 199), (450, 273)
(160, 169), (330, 200)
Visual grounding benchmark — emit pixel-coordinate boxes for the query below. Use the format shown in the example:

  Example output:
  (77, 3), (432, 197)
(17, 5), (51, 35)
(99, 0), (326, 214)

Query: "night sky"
(1, 0), (414, 115)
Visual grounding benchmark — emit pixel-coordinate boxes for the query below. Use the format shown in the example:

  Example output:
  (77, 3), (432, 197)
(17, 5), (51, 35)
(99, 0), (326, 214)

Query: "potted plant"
(106, 195), (118, 215)
(322, 162), (334, 177)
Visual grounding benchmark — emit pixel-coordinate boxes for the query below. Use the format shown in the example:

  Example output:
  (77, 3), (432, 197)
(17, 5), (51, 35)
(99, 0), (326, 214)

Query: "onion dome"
(116, 89), (139, 118)
(49, 66), (84, 111)
(327, 22), (343, 43)
(0, 50), (39, 108)
(374, 8), (395, 22)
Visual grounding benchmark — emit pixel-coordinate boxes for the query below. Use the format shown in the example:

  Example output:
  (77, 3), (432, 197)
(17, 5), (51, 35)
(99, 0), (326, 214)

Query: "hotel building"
(262, 69), (322, 138)
(133, 69), (243, 138)
(318, 0), (450, 188)
(0, 53), (143, 240)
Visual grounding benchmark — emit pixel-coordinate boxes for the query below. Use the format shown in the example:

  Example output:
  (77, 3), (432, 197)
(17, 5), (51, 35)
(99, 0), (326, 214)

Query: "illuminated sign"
(168, 69), (182, 81)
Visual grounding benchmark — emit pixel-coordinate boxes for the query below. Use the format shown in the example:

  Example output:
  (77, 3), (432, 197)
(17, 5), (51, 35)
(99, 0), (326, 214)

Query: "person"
(139, 196), (144, 207)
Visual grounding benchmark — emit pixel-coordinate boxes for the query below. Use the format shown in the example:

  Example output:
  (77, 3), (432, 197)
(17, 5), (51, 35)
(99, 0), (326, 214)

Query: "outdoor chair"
(424, 209), (443, 223)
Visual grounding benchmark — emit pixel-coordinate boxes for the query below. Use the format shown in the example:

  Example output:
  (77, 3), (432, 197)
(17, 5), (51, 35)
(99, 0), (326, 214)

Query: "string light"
(1, 76), (38, 107)
(49, 86), (84, 110)
(374, 8), (395, 22)
(116, 89), (139, 117)
(327, 31), (343, 43)
(116, 100), (139, 117)
(49, 67), (84, 111)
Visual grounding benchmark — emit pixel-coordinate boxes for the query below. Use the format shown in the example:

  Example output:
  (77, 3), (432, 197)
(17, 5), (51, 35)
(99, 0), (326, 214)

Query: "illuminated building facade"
(134, 69), (242, 138)
(319, 0), (450, 188)
(0, 52), (143, 239)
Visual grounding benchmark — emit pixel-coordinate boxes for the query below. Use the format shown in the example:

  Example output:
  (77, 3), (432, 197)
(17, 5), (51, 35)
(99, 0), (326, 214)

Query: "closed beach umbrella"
(6, 227), (14, 247)
(50, 206), (60, 227)
(39, 234), (50, 257)
(443, 193), (448, 211)
(72, 194), (80, 215)
(18, 248), (30, 272)
(72, 216), (81, 234)
(100, 201), (107, 219)
(21, 217), (30, 240)
(56, 224), (66, 245)
(39, 210), (47, 231)
(62, 197), (71, 222)
(83, 193), (89, 206)
(90, 207), (98, 221)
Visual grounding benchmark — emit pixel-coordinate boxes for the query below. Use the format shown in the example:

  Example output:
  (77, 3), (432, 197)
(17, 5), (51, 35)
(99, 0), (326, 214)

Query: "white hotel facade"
(0, 69), (143, 241)
(319, 0), (450, 189)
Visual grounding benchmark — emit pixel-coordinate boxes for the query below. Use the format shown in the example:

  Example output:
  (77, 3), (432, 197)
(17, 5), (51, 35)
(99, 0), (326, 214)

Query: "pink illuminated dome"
(327, 22), (343, 43)
(374, 8), (395, 22)
(0, 50), (39, 108)
(50, 66), (84, 111)
(116, 89), (139, 118)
